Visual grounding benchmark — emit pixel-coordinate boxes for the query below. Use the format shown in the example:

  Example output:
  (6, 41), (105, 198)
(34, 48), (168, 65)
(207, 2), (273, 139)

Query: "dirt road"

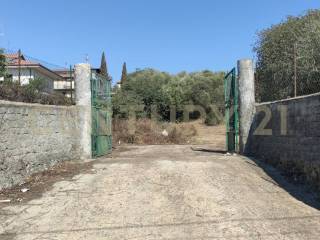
(1, 145), (320, 239)
(191, 123), (225, 147)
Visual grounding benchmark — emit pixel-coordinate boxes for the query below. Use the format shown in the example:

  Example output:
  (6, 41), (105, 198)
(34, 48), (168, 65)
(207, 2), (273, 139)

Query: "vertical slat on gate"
(224, 68), (239, 153)
(91, 70), (112, 157)
(233, 69), (239, 152)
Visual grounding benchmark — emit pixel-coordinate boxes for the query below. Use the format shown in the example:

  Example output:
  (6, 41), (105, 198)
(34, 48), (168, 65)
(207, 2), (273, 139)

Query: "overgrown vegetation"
(0, 79), (72, 105)
(113, 69), (225, 125)
(254, 10), (320, 102)
(113, 118), (197, 145)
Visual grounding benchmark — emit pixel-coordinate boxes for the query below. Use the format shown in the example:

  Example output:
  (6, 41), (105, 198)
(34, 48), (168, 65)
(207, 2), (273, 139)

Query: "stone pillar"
(74, 63), (92, 159)
(237, 59), (255, 154)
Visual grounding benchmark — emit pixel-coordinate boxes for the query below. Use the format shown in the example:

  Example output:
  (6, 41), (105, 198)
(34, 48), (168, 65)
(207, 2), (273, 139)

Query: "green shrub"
(0, 79), (72, 105)
(27, 77), (48, 92)
(113, 69), (225, 125)
(205, 111), (220, 126)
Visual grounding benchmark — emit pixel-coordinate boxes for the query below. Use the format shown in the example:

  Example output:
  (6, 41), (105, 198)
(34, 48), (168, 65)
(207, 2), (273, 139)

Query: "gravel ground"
(1, 145), (320, 240)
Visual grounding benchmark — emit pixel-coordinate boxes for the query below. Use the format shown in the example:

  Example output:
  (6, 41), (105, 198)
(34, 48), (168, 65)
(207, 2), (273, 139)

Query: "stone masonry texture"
(247, 93), (320, 190)
(0, 100), (82, 190)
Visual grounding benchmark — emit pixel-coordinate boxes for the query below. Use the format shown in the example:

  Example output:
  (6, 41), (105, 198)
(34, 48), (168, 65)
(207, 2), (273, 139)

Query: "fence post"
(74, 63), (92, 159)
(237, 59), (255, 154)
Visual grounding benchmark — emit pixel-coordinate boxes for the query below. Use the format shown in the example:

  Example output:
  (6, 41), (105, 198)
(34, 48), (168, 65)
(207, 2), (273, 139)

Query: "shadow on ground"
(247, 157), (320, 211)
(190, 147), (227, 154)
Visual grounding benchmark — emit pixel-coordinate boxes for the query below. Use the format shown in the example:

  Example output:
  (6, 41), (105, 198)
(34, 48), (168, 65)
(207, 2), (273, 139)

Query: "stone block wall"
(0, 100), (82, 190)
(247, 93), (320, 190)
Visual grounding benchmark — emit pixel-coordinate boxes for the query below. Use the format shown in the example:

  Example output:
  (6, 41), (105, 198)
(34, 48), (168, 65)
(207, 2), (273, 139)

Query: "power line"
(4, 48), (68, 70)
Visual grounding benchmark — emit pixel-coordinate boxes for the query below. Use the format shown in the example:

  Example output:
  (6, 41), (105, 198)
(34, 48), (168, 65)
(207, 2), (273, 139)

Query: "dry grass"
(112, 118), (198, 145)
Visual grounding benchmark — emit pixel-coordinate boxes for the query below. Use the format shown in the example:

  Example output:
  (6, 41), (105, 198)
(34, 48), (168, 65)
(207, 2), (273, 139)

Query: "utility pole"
(293, 43), (297, 97)
(18, 49), (21, 85)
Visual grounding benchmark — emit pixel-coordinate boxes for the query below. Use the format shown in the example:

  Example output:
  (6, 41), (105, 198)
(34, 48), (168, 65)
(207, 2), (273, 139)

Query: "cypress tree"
(100, 51), (107, 77)
(121, 62), (127, 84)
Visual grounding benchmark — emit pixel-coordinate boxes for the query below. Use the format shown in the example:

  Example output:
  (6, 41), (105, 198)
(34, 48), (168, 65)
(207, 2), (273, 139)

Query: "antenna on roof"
(85, 54), (89, 63)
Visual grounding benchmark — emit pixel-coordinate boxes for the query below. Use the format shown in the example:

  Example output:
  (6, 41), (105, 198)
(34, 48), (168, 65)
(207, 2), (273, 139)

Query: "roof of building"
(53, 68), (101, 79)
(5, 53), (39, 66)
(4, 51), (102, 81)
(4, 52), (64, 80)
(53, 69), (74, 79)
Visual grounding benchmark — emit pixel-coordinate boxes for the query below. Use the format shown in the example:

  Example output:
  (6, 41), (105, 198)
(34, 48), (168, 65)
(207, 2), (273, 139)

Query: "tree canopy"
(254, 10), (320, 102)
(0, 49), (6, 78)
(113, 68), (225, 125)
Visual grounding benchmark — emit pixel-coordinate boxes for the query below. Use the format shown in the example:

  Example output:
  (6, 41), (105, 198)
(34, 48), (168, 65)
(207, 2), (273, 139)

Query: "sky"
(0, 0), (319, 83)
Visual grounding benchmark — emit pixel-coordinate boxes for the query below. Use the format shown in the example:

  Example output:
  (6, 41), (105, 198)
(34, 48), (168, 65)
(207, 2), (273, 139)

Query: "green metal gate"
(224, 68), (239, 153)
(91, 72), (112, 157)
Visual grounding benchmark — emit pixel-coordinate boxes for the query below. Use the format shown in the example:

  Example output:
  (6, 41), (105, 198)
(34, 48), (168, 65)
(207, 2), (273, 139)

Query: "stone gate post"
(74, 63), (92, 159)
(237, 59), (255, 154)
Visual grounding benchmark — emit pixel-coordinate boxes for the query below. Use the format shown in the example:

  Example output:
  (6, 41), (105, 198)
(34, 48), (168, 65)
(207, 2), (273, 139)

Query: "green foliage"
(120, 68), (172, 119)
(27, 77), (48, 92)
(186, 71), (225, 110)
(112, 87), (145, 118)
(120, 62), (127, 84)
(100, 52), (108, 77)
(254, 10), (320, 101)
(100, 52), (112, 81)
(21, 78), (48, 102)
(0, 79), (72, 105)
(205, 110), (219, 126)
(0, 48), (7, 78)
(113, 68), (224, 125)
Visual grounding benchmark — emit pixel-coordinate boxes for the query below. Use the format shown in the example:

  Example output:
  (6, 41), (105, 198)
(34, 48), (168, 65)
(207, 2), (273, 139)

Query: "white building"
(0, 52), (64, 93)
(53, 69), (75, 99)
(1, 51), (103, 98)
(52, 68), (101, 99)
